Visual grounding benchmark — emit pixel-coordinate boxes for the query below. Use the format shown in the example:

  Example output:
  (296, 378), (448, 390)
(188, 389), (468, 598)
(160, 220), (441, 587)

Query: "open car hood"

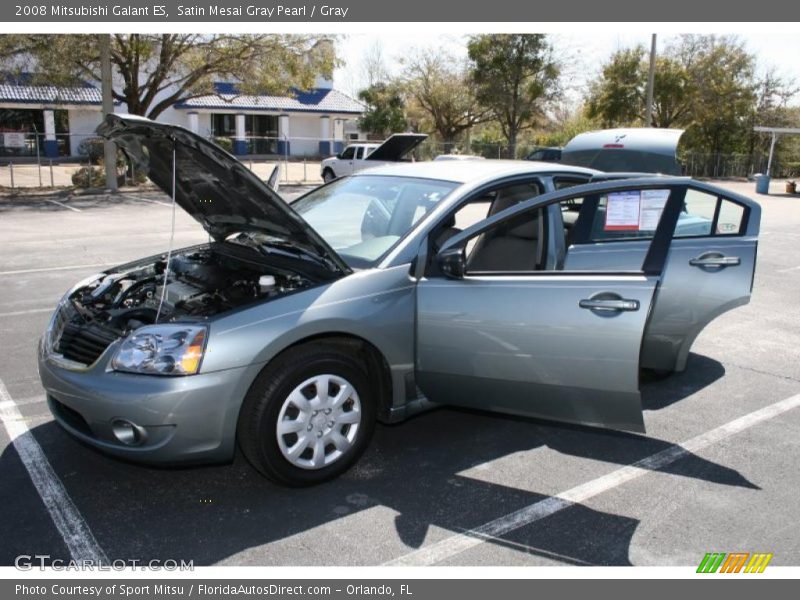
(365, 133), (428, 162)
(561, 128), (685, 175)
(98, 114), (349, 276)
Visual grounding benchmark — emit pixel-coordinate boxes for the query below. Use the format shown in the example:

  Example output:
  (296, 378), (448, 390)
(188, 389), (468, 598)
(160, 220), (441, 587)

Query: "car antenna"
(155, 140), (178, 323)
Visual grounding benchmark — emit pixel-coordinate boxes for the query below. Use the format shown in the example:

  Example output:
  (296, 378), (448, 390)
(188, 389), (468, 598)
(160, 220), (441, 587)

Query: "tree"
(357, 82), (407, 137)
(648, 56), (695, 128)
(402, 50), (490, 151)
(675, 35), (758, 156)
(0, 34), (336, 119)
(586, 47), (643, 127)
(467, 34), (560, 157)
(359, 39), (390, 89)
(586, 47), (694, 128)
(745, 69), (799, 160)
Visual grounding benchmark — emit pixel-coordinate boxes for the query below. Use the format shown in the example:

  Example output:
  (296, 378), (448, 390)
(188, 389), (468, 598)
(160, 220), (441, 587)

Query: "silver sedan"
(38, 115), (760, 486)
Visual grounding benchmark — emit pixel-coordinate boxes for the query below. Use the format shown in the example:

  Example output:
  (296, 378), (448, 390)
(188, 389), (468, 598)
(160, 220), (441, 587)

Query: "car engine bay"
(51, 243), (315, 365)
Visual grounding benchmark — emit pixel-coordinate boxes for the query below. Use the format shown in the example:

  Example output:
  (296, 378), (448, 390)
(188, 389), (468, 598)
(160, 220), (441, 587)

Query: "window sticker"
(605, 190), (641, 231)
(638, 189), (670, 230)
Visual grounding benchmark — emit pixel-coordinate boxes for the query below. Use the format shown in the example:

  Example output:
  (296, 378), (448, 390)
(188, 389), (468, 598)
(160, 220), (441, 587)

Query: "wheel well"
(261, 333), (394, 422)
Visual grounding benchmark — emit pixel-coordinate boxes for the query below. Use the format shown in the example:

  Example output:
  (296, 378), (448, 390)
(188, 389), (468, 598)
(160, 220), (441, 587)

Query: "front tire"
(322, 168), (336, 183)
(237, 345), (375, 486)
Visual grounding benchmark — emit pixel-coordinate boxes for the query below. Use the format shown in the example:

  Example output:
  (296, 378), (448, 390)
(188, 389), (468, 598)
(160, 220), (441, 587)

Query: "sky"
(333, 32), (800, 107)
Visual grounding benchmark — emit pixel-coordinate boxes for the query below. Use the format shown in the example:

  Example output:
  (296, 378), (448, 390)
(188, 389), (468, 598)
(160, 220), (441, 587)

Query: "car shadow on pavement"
(1, 350), (752, 567)
(3, 424), (755, 565)
(641, 352), (726, 411)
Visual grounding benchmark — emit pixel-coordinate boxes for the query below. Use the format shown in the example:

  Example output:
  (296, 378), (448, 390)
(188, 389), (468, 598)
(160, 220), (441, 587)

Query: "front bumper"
(38, 339), (260, 465)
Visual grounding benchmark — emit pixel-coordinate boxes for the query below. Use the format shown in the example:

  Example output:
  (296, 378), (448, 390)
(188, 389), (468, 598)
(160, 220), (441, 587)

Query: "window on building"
(0, 108), (71, 157)
(210, 113), (279, 155)
(211, 114), (236, 138)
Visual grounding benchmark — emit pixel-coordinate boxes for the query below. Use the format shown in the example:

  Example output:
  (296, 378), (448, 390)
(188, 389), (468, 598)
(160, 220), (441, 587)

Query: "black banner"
(3, 0), (800, 22)
(5, 579), (799, 600)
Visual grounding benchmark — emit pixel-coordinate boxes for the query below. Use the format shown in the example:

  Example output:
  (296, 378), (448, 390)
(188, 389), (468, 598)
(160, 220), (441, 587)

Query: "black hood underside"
(97, 114), (349, 276)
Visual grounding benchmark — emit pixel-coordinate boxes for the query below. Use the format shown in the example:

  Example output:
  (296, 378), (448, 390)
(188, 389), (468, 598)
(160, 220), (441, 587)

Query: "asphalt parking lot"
(1, 181), (799, 567)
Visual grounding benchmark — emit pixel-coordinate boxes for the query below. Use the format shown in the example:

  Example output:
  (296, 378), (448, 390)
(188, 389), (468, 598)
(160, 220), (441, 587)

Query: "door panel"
(564, 240), (652, 271)
(416, 275), (659, 432)
(640, 236), (758, 371)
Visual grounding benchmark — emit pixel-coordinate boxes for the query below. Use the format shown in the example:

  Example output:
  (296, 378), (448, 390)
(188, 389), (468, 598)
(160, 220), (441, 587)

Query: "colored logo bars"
(697, 552), (773, 573)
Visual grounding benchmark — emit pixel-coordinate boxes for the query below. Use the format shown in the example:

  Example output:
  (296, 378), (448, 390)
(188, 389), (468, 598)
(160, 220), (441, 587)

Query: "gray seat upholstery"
(467, 184), (542, 272)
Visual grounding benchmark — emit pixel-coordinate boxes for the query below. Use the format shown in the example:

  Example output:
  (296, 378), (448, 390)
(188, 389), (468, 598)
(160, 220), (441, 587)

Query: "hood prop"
(155, 139), (178, 323)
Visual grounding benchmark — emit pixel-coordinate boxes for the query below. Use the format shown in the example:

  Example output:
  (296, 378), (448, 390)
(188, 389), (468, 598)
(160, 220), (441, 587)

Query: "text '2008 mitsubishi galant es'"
(39, 115), (760, 486)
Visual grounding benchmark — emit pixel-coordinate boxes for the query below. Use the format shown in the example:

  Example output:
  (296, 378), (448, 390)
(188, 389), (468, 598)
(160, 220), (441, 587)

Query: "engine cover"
(170, 253), (245, 289)
(164, 280), (203, 306)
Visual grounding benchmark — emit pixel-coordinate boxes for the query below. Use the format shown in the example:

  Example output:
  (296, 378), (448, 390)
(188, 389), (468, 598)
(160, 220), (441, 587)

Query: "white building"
(0, 73), (365, 159)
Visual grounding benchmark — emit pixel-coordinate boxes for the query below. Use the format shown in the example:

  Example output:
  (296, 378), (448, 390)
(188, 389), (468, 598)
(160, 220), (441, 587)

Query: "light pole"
(100, 34), (118, 192)
(644, 34), (657, 128)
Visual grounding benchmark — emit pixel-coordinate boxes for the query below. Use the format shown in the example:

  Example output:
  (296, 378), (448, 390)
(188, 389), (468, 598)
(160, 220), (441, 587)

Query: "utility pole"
(644, 34), (657, 128)
(100, 34), (118, 191)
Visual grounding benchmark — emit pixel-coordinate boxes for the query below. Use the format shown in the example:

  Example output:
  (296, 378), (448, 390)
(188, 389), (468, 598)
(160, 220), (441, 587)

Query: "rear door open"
(559, 180), (760, 372)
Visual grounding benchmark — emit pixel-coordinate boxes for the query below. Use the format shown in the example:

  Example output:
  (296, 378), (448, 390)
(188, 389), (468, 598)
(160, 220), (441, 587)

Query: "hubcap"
(276, 374), (362, 470)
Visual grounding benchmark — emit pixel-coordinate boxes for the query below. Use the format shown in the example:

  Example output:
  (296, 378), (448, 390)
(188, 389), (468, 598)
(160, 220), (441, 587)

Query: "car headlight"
(111, 325), (207, 376)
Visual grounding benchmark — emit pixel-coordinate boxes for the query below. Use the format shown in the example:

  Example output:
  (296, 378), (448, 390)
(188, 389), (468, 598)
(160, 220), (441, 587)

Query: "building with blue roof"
(0, 73), (365, 159)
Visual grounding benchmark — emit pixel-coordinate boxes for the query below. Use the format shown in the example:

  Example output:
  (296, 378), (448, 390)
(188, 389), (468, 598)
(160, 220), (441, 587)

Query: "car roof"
(354, 159), (600, 184)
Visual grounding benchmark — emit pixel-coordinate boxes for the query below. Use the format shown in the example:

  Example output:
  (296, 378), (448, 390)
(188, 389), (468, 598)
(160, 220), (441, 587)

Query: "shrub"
(213, 136), (233, 152)
(77, 137), (106, 164)
(71, 166), (106, 187)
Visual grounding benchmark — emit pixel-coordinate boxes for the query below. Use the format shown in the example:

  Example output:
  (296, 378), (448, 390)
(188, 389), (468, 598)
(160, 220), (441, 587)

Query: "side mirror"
(437, 247), (466, 279)
(336, 152), (343, 159)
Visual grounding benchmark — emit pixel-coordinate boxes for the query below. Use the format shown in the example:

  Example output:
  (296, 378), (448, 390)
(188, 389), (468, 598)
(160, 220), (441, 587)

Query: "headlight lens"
(111, 325), (207, 376)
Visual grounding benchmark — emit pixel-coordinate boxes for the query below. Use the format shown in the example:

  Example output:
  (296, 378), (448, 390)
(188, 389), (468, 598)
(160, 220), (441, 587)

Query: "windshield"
(291, 175), (458, 268)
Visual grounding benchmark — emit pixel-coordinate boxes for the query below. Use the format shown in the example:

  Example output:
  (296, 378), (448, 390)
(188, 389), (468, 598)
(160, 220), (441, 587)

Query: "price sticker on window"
(605, 191), (641, 231)
(638, 189), (670, 231)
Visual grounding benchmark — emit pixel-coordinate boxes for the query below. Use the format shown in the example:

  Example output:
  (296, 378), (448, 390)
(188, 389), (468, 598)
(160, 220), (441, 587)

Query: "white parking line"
(12, 394), (46, 406)
(0, 263), (111, 277)
(386, 392), (800, 566)
(127, 195), (171, 207)
(0, 307), (54, 318)
(776, 265), (800, 273)
(0, 379), (107, 562)
(45, 199), (81, 212)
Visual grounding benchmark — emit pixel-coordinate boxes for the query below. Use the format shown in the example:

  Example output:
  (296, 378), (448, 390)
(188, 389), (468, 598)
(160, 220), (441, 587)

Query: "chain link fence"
(0, 132), (332, 191)
(679, 152), (798, 179)
(3, 132), (798, 191)
(415, 140), (524, 160)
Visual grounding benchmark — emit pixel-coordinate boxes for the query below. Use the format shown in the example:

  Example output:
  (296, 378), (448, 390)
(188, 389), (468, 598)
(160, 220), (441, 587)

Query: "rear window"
(674, 189), (745, 237)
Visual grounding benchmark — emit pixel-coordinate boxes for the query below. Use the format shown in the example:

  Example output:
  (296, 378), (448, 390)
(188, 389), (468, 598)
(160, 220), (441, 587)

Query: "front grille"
(46, 303), (70, 354)
(56, 322), (119, 365)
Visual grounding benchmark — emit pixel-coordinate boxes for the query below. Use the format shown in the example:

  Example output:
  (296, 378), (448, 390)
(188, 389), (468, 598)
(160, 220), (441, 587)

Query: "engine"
(52, 244), (313, 364)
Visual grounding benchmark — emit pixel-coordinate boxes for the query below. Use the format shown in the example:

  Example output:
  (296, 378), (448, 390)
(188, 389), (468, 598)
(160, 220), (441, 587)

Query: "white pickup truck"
(320, 133), (427, 182)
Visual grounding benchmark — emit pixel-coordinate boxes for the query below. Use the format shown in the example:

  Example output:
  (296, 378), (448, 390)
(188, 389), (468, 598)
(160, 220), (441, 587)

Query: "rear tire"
(322, 168), (336, 183)
(237, 344), (375, 486)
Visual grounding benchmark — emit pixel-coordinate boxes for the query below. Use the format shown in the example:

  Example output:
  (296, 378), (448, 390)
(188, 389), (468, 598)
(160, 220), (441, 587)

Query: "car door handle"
(689, 255), (741, 268)
(579, 298), (640, 312)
